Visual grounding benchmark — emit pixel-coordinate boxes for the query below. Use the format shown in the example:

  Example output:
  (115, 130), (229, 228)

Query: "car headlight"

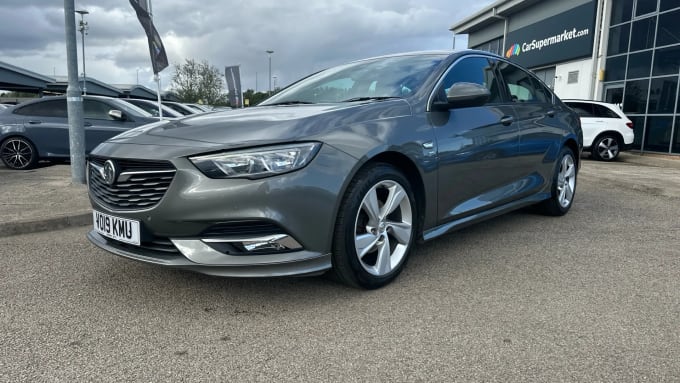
(190, 142), (322, 179)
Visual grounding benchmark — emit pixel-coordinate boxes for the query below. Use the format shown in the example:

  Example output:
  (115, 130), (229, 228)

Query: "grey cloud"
(2, 0), (495, 92)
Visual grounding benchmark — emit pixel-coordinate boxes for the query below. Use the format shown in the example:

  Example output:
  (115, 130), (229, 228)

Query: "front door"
(430, 56), (522, 223)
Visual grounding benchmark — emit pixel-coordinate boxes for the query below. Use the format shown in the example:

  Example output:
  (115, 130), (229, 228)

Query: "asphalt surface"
(1, 157), (679, 381)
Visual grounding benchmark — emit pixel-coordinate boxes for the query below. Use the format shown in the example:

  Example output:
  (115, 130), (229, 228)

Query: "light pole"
(75, 9), (88, 95)
(266, 50), (274, 96)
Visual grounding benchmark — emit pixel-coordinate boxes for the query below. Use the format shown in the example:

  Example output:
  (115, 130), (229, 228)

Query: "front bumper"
(86, 143), (357, 277)
(87, 230), (331, 277)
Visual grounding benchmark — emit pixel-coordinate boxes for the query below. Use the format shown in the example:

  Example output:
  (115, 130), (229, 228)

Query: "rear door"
(14, 99), (70, 157)
(498, 61), (567, 188)
(430, 56), (522, 223)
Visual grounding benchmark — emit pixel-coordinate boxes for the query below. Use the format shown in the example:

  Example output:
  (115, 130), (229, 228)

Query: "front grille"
(105, 235), (180, 255)
(88, 156), (176, 211)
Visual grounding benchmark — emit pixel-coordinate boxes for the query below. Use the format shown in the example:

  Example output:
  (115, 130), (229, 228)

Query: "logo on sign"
(505, 43), (521, 58)
(103, 160), (117, 185)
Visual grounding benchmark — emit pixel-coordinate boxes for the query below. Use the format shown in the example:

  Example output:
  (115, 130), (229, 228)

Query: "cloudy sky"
(0, 0), (494, 93)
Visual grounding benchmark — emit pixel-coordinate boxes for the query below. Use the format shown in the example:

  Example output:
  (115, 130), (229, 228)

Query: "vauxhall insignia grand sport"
(87, 50), (582, 289)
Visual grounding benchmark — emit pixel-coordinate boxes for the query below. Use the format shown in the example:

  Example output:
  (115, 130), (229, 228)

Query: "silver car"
(87, 50), (582, 289)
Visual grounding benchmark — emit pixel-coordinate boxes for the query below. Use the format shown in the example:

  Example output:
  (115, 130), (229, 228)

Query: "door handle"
(84, 121), (92, 127)
(546, 110), (555, 117)
(28, 120), (42, 124)
(500, 116), (514, 126)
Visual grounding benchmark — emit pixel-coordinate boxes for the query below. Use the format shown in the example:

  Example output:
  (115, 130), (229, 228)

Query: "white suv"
(563, 100), (635, 161)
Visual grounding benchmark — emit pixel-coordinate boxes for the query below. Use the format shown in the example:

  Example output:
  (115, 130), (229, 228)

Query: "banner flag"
(225, 65), (242, 107)
(129, 0), (169, 74)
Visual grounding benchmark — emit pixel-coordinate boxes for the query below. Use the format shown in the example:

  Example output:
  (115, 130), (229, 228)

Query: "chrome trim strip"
(171, 238), (315, 266)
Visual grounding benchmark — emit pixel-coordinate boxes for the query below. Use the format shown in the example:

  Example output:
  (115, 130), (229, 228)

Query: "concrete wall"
(553, 58), (594, 99)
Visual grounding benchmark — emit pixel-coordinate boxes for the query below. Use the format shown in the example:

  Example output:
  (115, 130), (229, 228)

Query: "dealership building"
(451, 0), (680, 155)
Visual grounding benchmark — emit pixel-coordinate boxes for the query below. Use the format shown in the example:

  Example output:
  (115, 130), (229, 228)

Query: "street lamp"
(266, 50), (274, 96)
(75, 9), (89, 95)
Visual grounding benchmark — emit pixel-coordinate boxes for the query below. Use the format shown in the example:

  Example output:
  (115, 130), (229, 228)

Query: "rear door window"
(13, 99), (67, 118)
(566, 102), (595, 117)
(592, 104), (620, 118)
(498, 62), (550, 104)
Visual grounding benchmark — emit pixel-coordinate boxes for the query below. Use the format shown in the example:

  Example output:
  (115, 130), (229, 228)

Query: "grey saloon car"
(87, 50), (582, 289)
(0, 95), (157, 169)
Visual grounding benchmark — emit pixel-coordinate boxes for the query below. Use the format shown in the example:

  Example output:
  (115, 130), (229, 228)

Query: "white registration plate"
(93, 210), (141, 246)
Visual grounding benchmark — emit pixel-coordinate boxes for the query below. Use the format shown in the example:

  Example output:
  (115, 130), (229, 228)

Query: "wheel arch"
(563, 138), (580, 169)
(591, 130), (624, 149)
(332, 151), (427, 243)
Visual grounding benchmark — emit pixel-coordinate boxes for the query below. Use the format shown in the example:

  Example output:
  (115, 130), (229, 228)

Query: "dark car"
(0, 95), (157, 169)
(87, 50), (582, 289)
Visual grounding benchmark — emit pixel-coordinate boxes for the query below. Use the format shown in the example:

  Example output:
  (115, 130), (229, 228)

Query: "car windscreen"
(261, 54), (446, 105)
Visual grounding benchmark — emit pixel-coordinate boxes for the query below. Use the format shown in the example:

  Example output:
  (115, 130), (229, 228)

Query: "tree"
(242, 89), (269, 106)
(171, 59), (226, 105)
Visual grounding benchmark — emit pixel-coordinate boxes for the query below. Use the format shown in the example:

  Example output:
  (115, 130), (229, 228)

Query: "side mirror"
(108, 109), (125, 120)
(436, 82), (491, 110)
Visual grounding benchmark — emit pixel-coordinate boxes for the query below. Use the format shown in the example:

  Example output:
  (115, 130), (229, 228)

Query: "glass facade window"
(660, 0), (680, 11)
(656, 9), (680, 46)
(605, 56), (627, 81)
(605, 1), (680, 154)
(636, 0), (658, 16)
(630, 16), (656, 51)
(645, 116), (673, 152)
(648, 77), (678, 113)
(608, 23), (631, 55)
(673, 117), (680, 153)
(612, 0), (634, 24)
(624, 79), (650, 114)
(626, 51), (653, 78)
(629, 116), (646, 149)
(653, 45), (680, 75)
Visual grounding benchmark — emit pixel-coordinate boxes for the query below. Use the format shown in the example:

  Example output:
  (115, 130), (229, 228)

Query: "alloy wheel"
(1, 138), (35, 169)
(596, 137), (619, 160)
(556, 154), (576, 208)
(353, 180), (413, 276)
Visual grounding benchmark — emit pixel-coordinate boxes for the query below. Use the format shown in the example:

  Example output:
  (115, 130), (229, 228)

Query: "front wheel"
(0, 137), (38, 170)
(537, 146), (577, 216)
(332, 164), (416, 289)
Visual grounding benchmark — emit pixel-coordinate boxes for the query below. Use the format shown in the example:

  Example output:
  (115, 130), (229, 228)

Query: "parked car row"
(0, 96), (211, 170)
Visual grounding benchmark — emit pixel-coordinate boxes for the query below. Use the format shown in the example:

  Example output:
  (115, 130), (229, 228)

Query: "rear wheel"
(332, 164), (416, 289)
(0, 137), (38, 170)
(591, 134), (620, 161)
(537, 146), (577, 216)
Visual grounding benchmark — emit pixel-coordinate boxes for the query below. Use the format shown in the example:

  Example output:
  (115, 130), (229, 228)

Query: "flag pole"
(148, 0), (163, 120)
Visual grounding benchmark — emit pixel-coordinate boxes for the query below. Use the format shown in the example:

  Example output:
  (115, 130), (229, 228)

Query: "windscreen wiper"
(341, 96), (402, 102)
(266, 101), (315, 106)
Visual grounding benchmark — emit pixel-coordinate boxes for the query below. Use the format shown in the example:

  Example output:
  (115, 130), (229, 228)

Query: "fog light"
(202, 234), (303, 255)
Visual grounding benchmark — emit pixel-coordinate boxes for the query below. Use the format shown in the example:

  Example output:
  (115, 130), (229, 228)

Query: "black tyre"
(332, 163), (416, 289)
(537, 146), (577, 216)
(591, 134), (620, 161)
(0, 136), (38, 170)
